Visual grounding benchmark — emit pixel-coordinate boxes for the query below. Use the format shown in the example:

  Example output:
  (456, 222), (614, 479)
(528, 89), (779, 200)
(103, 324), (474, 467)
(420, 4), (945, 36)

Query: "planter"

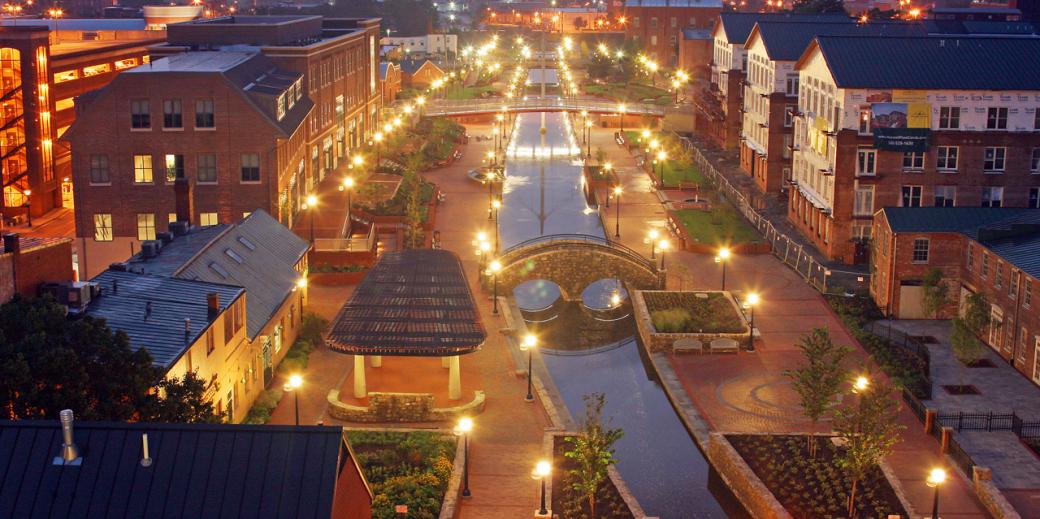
(549, 432), (640, 519)
(310, 270), (368, 286)
(632, 290), (750, 353)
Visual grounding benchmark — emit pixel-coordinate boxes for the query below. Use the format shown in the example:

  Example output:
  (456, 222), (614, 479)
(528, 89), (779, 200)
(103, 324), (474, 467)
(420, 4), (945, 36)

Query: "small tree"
(833, 377), (903, 518)
(921, 268), (949, 318)
(402, 153), (426, 248)
(564, 393), (624, 517)
(785, 328), (850, 458)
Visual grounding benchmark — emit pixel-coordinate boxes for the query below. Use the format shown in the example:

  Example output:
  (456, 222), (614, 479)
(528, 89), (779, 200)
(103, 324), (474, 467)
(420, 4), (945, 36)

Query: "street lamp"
(926, 467), (946, 519)
(282, 374), (303, 426)
(658, 239), (669, 271)
(485, 169), (497, 220)
(304, 194), (318, 244)
(491, 198), (502, 251)
(656, 150), (668, 184)
(479, 240), (491, 272)
(585, 120), (593, 159)
(641, 128), (651, 143)
(373, 131), (384, 167)
(613, 185), (622, 239)
(648, 229), (659, 258)
(853, 375), (869, 393)
(23, 189), (31, 227)
(618, 103), (627, 133)
(489, 260), (502, 314)
(533, 460), (551, 516)
(745, 293), (759, 352)
(454, 418), (473, 497)
(340, 177), (355, 237)
(715, 247), (731, 291)
(520, 334), (537, 402)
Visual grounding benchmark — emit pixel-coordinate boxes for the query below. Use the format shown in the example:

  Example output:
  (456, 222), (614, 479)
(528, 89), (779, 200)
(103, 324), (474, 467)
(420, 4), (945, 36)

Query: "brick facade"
(623, 1), (720, 66)
(0, 234), (74, 303)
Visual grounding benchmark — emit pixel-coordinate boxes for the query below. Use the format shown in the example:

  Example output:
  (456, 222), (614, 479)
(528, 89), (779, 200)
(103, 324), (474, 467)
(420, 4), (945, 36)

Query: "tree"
(785, 328), (850, 458)
(792, 0), (846, 13)
(564, 393), (624, 517)
(573, 17), (587, 30)
(0, 296), (219, 422)
(402, 152), (427, 248)
(833, 377), (903, 518)
(921, 268), (949, 318)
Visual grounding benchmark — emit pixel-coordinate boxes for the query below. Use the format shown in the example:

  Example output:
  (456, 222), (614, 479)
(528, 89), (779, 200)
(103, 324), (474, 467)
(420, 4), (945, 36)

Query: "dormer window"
(276, 94), (286, 121)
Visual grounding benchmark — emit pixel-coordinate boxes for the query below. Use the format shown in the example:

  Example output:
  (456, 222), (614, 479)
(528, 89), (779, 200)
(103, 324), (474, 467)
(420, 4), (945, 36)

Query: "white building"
(381, 34), (458, 56)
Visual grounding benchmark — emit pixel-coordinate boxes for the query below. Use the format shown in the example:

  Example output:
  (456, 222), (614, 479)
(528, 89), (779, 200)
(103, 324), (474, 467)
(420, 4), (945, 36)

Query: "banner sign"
(873, 128), (930, 152)
(871, 102), (931, 152)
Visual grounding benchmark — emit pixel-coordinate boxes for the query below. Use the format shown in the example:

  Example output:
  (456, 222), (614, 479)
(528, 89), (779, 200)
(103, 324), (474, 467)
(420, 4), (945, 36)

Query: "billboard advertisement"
(871, 102), (931, 152)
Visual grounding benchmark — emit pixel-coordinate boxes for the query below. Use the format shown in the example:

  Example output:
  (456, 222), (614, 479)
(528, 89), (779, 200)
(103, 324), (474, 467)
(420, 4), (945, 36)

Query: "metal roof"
(85, 270), (244, 368)
(625, 0), (723, 7)
(810, 36), (1040, 90)
(327, 249), (486, 357)
(125, 51), (258, 73)
(716, 12), (853, 44)
(682, 28), (712, 40)
(0, 18), (148, 30)
(750, 21), (926, 61)
(0, 420), (355, 519)
(398, 59), (442, 75)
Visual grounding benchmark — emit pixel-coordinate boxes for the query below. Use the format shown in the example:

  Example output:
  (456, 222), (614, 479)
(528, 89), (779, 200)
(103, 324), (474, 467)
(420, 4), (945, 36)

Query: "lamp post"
(658, 239), (669, 271)
(373, 131), (384, 168)
(648, 229), (659, 258)
(479, 240), (491, 273)
(283, 374), (302, 425)
(656, 150), (668, 184)
(492, 198), (501, 251)
(533, 460), (551, 516)
(486, 168), (496, 220)
(454, 418), (473, 498)
(520, 334), (537, 402)
(618, 103), (627, 133)
(613, 185), (622, 239)
(580, 110), (588, 144)
(745, 293), (759, 352)
(585, 119), (593, 159)
(489, 260), (502, 314)
(305, 194), (317, 244)
(23, 189), (31, 227)
(340, 176), (355, 237)
(715, 247), (731, 291)
(927, 467), (946, 519)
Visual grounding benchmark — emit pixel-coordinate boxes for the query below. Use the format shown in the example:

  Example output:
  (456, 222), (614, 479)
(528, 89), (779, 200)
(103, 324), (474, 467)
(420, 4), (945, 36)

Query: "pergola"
(326, 249), (486, 400)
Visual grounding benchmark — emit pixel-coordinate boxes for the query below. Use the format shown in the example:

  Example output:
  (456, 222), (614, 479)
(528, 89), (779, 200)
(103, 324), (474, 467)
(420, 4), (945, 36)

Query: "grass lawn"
(446, 84), (497, 100)
(585, 82), (672, 105)
(660, 160), (707, 187)
(674, 205), (761, 246)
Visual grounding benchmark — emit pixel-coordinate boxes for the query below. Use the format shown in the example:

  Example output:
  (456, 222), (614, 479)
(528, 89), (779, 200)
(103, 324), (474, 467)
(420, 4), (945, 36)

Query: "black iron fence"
(947, 435), (977, 478)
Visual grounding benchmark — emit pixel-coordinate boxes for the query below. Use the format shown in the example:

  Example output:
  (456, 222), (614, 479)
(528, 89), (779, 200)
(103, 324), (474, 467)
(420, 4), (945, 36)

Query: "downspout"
(1009, 267), (1024, 367)
(888, 228), (897, 317)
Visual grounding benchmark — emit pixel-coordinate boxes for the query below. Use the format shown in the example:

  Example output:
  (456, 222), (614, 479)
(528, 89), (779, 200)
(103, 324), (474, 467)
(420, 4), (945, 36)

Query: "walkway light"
(283, 374), (303, 425)
(927, 468), (946, 519)
(416, 96), (426, 105)
(520, 334), (537, 402)
(454, 418), (474, 497)
(715, 247), (731, 290)
(648, 229), (659, 258)
(745, 293), (759, 351)
(489, 259), (502, 314)
(658, 239), (670, 271)
(612, 185), (622, 238)
(533, 460), (551, 516)
(854, 375), (869, 393)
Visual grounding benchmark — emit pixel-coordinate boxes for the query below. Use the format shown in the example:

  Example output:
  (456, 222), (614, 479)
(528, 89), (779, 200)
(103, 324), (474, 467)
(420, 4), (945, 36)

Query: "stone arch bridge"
(490, 234), (664, 301)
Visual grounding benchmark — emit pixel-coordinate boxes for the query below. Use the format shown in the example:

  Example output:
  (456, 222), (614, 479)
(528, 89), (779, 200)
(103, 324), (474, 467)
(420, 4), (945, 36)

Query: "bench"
(672, 338), (703, 354)
(709, 338), (740, 354)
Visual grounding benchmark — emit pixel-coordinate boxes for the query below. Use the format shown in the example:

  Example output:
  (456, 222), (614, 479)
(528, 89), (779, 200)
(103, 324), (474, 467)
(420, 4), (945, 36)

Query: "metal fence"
(313, 226), (376, 252)
(937, 411), (1017, 432)
(947, 435), (977, 478)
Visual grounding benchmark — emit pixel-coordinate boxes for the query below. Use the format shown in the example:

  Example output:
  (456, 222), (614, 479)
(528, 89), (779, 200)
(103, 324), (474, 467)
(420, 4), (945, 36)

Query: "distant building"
(142, 4), (204, 30)
(872, 207), (1040, 385)
(380, 61), (402, 105)
(0, 233), (74, 303)
(382, 34), (457, 57)
(677, 28), (712, 84)
(0, 418), (373, 518)
(399, 58), (445, 87)
(623, 0), (722, 66)
(83, 210), (310, 422)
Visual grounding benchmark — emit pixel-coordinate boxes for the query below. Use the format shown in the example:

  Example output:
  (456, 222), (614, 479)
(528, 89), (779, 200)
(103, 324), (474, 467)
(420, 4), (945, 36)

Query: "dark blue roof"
(85, 271), (244, 368)
(752, 21), (925, 61)
(398, 59), (439, 75)
(812, 36), (1040, 90)
(717, 12), (853, 44)
(682, 28), (712, 40)
(924, 19), (1040, 35)
(0, 420), (354, 519)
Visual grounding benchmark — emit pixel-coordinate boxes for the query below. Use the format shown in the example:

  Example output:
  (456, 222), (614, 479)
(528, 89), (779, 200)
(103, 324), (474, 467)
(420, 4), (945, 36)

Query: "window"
(89, 155), (110, 184)
(784, 105), (794, 127)
(785, 76), (798, 96)
(131, 99), (150, 129)
(939, 106), (960, 129)
(225, 248), (244, 264)
(240, 153), (260, 182)
(93, 214), (113, 241)
(197, 154), (217, 183)
(912, 238), (929, 263)
(901, 185), (922, 207)
(137, 213), (156, 241)
(1036, 110), (1040, 131)
(195, 99), (214, 129)
(1026, 280), (1033, 308)
(650, 35), (657, 45)
(200, 213), (219, 226)
(1011, 271), (1020, 299)
(902, 152), (924, 171)
(163, 99), (182, 129)
(169, 213), (177, 224)
(983, 147), (1006, 172)
(1032, 149), (1040, 173)
(982, 186), (1004, 208)
(936, 146), (958, 171)
(133, 154), (153, 183)
(996, 262), (1004, 288)
(1030, 188), (1040, 208)
(853, 185), (874, 216)
(857, 149), (876, 176)
(986, 107), (1008, 129)
(967, 243), (975, 272)
(165, 154), (184, 182)
(650, 17), (658, 28)
(982, 253), (990, 278)
(933, 185), (955, 207)
(858, 109), (871, 134)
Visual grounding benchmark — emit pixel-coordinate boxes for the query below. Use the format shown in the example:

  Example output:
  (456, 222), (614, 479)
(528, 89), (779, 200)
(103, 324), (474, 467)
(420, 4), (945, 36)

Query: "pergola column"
(442, 357), (450, 368)
(371, 355), (382, 367)
(354, 355), (367, 398)
(448, 355), (461, 400)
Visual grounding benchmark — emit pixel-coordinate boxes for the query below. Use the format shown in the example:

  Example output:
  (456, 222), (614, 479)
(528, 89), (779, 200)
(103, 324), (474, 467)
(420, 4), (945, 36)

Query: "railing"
(423, 98), (665, 117)
(313, 225), (376, 252)
(937, 411), (1017, 432)
(947, 434), (977, 478)
(498, 233), (658, 273)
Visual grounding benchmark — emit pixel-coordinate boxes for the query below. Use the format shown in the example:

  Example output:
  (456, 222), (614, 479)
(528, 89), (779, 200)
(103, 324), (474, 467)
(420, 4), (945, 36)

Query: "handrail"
(498, 233), (656, 272)
(423, 98), (665, 116)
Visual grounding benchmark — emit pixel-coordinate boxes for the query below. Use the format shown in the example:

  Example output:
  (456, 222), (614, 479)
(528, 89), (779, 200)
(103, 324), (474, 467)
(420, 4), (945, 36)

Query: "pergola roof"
(327, 249), (486, 356)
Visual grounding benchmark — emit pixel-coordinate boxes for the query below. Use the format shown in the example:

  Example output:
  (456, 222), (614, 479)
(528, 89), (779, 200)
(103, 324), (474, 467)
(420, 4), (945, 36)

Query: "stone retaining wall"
(706, 433), (793, 519)
(632, 290), (750, 353)
(327, 390), (485, 422)
(973, 467), (1023, 519)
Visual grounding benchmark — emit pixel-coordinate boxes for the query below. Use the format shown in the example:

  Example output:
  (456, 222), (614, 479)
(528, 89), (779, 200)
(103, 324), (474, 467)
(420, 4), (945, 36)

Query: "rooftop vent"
(53, 409), (82, 466)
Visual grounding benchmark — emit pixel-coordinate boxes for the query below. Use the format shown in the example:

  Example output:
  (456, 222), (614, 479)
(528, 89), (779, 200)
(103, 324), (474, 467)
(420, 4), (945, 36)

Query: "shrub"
(243, 388), (283, 424)
(347, 431), (455, 519)
(651, 308), (690, 332)
(298, 312), (329, 347)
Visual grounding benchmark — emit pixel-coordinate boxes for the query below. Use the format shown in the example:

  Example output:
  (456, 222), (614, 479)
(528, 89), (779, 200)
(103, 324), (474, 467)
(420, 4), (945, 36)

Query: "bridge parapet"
(423, 98), (665, 117)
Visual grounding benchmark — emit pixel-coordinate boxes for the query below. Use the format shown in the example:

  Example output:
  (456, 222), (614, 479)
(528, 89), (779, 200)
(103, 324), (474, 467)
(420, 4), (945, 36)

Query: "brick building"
(66, 16), (380, 276)
(791, 36), (1040, 265)
(677, 28), (712, 85)
(399, 58), (445, 88)
(739, 22), (922, 194)
(0, 22), (163, 222)
(695, 12), (851, 151)
(623, 0), (721, 66)
(872, 207), (1040, 385)
(380, 61), (402, 104)
(0, 233), (74, 303)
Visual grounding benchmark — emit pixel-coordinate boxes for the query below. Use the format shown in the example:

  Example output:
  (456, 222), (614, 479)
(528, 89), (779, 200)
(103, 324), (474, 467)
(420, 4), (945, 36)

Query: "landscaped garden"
(673, 205), (762, 247)
(643, 292), (745, 334)
(346, 430), (456, 519)
(244, 312), (328, 424)
(729, 434), (908, 519)
(446, 84), (498, 100)
(585, 82), (672, 105)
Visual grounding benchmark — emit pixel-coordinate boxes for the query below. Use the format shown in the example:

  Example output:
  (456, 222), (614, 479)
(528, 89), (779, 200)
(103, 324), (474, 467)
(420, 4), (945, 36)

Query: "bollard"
(925, 408), (936, 435)
(940, 426), (952, 454)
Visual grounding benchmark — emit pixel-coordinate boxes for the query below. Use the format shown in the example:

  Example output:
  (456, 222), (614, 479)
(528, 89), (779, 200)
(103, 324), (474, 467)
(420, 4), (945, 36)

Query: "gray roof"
(0, 420), (357, 519)
(811, 36), (1040, 90)
(924, 19), (1040, 35)
(751, 21), (926, 61)
(129, 210), (310, 340)
(398, 59), (440, 75)
(125, 51), (257, 73)
(0, 18), (147, 31)
(716, 12), (853, 44)
(682, 28), (712, 40)
(85, 270), (244, 368)
(625, 0), (723, 7)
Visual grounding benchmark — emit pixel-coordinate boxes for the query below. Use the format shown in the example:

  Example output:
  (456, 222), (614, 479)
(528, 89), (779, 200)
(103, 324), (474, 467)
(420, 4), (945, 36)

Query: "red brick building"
(677, 28), (712, 85)
(0, 233), (74, 302)
(399, 59), (445, 88)
(380, 61), (402, 104)
(791, 36), (1040, 265)
(872, 207), (1040, 385)
(623, 0), (721, 67)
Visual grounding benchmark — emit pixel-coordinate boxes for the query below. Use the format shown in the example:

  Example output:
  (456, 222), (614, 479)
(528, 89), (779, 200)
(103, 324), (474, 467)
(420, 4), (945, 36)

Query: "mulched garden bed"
(728, 434), (908, 519)
(942, 384), (981, 395)
(642, 291), (745, 334)
(551, 436), (635, 519)
(346, 430), (456, 519)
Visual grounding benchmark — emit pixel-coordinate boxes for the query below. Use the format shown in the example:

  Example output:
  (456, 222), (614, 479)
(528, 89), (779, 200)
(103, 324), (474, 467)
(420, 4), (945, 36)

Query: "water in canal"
(497, 109), (747, 518)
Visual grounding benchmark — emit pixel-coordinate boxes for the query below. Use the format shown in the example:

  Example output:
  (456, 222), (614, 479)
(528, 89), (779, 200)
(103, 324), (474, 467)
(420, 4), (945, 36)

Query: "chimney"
(207, 293), (220, 320)
(2, 233), (19, 254)
(140, 433), (153, 467)
(53, 409), (82, 466)
(174, 177), (194, 225)
(184, 318), (191, 342)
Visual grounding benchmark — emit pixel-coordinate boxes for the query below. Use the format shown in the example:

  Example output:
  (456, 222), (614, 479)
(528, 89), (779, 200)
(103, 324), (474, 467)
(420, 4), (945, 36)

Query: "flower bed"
(551, 435), (635, 519)
(728, 434), (908, 519)
(346, 430), (456, 519)
(643, 291), (745, 333)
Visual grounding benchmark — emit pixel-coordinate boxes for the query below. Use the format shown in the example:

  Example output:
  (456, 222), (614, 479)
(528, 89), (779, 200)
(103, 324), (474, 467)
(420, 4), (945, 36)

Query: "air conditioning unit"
(141, 240), (163, 259)
(109, 262), (130, 272)
(39, 282), (99, 313)
(157, 231), (174, 244)
(169, 221), (190, 236)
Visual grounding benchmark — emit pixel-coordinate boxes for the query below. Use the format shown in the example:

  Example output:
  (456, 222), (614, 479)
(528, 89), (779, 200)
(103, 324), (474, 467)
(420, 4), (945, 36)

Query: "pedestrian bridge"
(489, 234), (664, 301)
(423, 98), (666, 117)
